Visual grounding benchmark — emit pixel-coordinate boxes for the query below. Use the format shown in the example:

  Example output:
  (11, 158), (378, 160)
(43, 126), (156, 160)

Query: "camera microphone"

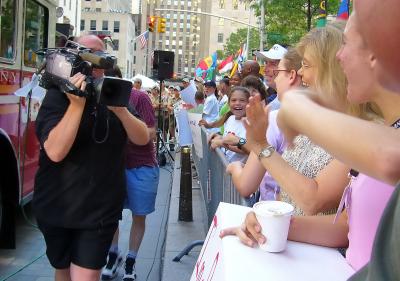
(79, 52), (115, 69)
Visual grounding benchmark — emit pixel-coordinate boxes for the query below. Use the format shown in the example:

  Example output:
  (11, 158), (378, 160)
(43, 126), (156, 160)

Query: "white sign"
(175, 108), (193, 147)
(191, 202), (355, 281)
(188, 112), (203, 158)
(179, 81), (197, 107)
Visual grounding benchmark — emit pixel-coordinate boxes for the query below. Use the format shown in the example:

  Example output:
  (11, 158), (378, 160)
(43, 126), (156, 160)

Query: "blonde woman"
(228, 23), (354, 216)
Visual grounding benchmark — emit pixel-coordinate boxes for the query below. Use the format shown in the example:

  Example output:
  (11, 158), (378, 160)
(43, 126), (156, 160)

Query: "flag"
(316, 0), (327, 27)
(137, 31), (149, 49)
(218, 55), (234, 74)
(229, 45), (246, 77)
(195, 52), (217, 80)
(337, 0), (350, 20)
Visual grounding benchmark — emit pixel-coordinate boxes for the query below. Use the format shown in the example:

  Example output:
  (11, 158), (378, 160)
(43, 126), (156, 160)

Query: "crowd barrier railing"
(192, 126), (247, 226)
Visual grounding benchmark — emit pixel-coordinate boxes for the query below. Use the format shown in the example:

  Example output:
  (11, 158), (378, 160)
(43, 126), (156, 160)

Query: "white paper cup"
(253, 201), (294, 252)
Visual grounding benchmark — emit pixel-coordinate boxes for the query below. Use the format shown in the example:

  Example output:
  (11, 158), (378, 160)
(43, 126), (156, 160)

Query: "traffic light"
(157, 17), (166, 33)
(148, 16), (156, 32)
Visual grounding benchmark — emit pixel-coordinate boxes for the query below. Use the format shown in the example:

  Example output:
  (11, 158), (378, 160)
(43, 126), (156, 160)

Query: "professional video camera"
(36, 41), (132, 107)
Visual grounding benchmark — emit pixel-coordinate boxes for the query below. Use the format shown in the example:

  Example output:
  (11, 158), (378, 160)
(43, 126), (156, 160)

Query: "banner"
(188, 112), (203, 158)
(190, 202), (355, 281)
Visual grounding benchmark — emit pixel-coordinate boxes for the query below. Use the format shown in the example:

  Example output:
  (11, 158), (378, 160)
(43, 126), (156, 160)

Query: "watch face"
(259, 146), (275, 159)
(239, 138), (246, 145)
(261, 149), (272, 157)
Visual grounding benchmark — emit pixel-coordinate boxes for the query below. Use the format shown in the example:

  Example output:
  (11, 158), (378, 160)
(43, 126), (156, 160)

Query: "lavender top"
(259, 110), (286, 201)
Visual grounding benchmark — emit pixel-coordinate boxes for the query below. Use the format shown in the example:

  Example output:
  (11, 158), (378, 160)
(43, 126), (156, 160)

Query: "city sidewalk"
(161, 152), (208, 281)
(0, 167), (173, 281)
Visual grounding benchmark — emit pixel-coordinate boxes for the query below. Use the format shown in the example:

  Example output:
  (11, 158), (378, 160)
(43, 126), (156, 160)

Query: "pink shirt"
(345, 174), (394, 270)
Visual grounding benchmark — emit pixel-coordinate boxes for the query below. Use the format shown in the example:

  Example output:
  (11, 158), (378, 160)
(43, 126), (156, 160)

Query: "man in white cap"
(256, 44), (287, 110)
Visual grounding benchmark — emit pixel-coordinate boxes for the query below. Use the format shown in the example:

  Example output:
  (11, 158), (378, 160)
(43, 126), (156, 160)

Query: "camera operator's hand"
(66, 73), (87, 108)
(43, 72), (87, 163)
(107, 106), (150, 146)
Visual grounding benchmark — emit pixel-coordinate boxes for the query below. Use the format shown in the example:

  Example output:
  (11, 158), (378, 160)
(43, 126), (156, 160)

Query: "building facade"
(80, 0), (136, 78)
(56, 0), (81, 37)
(134, 0), (256, 78)
(207, 0), (257, 55)
(136, 0), (209, 78)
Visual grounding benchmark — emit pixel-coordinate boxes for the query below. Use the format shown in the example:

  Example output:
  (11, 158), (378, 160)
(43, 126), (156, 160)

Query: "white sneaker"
(101, 252), (123, 280)
(122, 257), (137, 281)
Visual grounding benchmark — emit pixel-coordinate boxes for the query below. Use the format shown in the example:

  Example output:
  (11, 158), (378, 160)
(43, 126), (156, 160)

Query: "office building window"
(217, 33), (223, 43)
(113, 39), (119, 50)
(80, 19), (85, 31)
(90, 20), (96, 31)
(95, 8), (101, 12)
(219, 0), (225, 9)
(218, 18), (224, 26)
(233, 0), (238, 9)
(102, 20), (108, 30)
(114, 21), (120, 32)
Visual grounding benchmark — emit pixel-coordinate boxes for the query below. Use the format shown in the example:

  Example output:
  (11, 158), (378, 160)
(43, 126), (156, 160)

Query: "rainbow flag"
(337, 0), (350, 20)
(195, 52), (217, 80)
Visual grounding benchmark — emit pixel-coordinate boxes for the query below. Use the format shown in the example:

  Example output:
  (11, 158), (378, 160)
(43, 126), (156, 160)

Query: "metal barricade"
(192, 127), (246, 226)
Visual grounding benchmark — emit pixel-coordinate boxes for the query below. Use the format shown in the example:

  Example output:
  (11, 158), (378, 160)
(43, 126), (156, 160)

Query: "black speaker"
(153, 50), (175, 80)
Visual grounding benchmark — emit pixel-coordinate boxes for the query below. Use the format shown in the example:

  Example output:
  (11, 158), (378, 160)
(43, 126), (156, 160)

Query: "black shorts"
(37, 220), (118, 270)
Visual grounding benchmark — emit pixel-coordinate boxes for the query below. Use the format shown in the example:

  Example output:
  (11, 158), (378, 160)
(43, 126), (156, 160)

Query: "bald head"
(77, 35), (106, 78)
(242, 60), (260, 78)
(354, 0), (400, 92)
(77, 35), (105, 52)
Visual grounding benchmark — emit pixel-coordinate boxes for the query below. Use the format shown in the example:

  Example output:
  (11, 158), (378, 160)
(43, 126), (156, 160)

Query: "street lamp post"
(154, 8), (259, 61)
(154, 8), (258, 28)
(260, 0), (265, 52)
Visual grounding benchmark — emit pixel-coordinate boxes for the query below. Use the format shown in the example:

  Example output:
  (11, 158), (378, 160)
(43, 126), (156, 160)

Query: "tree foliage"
(222, 28), (260, 57)
(223, 0), (342, 53)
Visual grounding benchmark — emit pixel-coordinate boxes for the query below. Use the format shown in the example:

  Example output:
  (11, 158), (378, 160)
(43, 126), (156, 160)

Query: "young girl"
(227, 48), (302, 201)
(210, 86), (250, 163)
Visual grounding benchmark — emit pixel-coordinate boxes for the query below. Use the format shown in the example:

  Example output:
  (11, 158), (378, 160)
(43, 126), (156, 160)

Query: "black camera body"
(38, 42), (132, 107)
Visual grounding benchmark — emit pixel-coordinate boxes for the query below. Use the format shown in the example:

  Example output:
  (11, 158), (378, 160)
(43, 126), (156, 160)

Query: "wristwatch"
(237, 138), (247, 149)
(258, 145), (275, 160)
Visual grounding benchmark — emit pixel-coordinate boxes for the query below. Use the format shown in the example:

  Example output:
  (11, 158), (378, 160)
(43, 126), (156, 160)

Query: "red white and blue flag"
(137, 31), (149, 49)
(337, 0), (350, 20)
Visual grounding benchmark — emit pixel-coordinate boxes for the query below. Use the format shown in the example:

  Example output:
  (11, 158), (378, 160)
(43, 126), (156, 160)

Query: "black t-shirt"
(33, 87), (127, 228)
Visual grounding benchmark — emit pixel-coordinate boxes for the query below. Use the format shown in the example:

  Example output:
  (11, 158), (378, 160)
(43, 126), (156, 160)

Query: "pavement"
(161, 152), (208, 281)
(0, 151), (208, 281)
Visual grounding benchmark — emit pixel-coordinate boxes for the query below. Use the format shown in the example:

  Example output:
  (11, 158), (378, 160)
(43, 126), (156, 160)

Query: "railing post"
(178, 146), (193, 221)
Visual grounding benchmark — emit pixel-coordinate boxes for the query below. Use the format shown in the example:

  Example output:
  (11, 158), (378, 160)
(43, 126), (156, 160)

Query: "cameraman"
(33, 35), (149, 281)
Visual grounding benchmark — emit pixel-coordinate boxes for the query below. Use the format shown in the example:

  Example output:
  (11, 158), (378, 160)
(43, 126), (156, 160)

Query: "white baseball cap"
(256, 44), (287, 61)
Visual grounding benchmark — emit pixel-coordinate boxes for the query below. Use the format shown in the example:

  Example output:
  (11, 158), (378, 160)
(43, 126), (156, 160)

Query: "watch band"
(258, 145), (275, 160)
(237, 137), (246, 149)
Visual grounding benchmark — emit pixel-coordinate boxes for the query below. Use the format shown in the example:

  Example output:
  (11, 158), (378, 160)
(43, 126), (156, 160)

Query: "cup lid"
(253, 201), (294, 217)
